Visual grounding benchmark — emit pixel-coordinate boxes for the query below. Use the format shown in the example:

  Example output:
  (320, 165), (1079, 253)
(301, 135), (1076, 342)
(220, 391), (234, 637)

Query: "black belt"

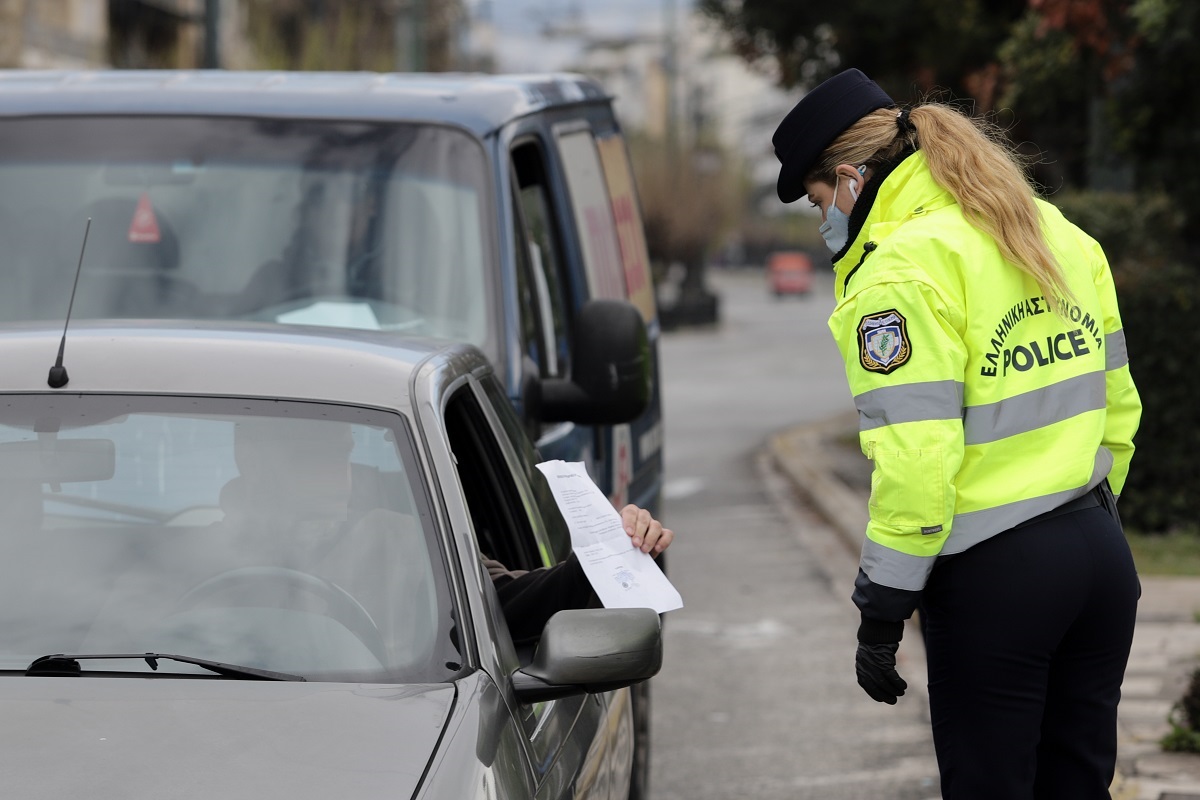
(1014, 484), (1104, 531)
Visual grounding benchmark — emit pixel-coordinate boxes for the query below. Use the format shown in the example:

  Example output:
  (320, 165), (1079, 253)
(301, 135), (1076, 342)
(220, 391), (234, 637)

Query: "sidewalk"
(769, 412), (1200, 800)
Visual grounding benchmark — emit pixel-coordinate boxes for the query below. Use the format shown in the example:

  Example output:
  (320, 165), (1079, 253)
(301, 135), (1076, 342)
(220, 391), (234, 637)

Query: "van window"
(511, 182), (548, 388)
(555, 129), (626, 303)
(512, 142), (571, 380)
(595, 134), (657, 324)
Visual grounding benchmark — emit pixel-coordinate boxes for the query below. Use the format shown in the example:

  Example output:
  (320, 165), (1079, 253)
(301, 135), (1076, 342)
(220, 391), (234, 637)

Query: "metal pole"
(663, 0), (678, 164)
(203, 0), (220, 68)
(395, 0), (427, 72)
(395, 0), (412, 70)
(414, 0), (427, 72)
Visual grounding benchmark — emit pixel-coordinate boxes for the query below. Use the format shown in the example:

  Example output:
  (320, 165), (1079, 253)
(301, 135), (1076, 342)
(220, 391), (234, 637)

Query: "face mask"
(818, 168), (864, 253)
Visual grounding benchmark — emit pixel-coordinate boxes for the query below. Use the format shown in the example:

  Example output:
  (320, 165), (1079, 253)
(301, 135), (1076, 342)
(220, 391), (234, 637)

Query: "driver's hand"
(620, 504), (673, 556)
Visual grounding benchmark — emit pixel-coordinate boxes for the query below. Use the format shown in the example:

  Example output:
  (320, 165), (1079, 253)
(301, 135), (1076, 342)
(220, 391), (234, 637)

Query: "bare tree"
(0, 0), (26, 68)
(246, 0), (465, 72)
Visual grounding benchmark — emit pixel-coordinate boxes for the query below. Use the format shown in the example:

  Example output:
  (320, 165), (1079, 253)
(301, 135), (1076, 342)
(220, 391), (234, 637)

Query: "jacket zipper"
(842, 241), (877, 296)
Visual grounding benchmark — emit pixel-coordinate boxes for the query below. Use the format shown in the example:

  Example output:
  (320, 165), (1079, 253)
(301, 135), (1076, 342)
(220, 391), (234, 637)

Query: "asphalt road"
(650, 267), (941, 800)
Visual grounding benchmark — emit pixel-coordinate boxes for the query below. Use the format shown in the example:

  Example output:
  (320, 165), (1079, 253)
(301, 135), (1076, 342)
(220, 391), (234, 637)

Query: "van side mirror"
(511, 608), (663, 702)
(538, 299), (650, 425)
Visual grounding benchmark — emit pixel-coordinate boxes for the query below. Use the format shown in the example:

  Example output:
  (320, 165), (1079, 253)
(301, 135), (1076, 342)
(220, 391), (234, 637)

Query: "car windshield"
(0, 116), (494, 347)
(0, 394), (462, 683)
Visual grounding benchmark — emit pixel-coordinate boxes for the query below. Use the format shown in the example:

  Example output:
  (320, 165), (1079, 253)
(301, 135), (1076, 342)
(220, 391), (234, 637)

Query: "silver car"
(0, 320), (661, 799)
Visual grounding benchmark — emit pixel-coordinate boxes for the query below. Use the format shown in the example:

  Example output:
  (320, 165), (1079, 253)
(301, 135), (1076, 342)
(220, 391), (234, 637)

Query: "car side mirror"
(510, 608), (663, 703)
(538, 299), (650, 425)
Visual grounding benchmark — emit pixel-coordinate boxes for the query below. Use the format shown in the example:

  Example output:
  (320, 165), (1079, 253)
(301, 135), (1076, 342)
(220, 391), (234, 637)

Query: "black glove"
(855, 641), (907, 704)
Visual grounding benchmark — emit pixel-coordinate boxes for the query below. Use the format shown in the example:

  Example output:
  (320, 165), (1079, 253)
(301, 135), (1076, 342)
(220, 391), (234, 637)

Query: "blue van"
(0, 70), (662, 516)
(0, 70), (664, 798)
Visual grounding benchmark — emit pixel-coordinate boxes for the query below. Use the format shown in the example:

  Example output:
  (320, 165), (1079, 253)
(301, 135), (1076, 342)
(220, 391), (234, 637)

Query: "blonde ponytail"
(808, 104), (1073, 305)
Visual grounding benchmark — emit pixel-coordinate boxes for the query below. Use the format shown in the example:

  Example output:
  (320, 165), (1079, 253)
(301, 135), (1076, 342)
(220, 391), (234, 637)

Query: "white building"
(567, 9), (803, 212)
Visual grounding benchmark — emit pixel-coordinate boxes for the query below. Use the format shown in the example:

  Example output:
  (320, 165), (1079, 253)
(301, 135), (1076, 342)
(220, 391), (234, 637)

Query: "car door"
(509, 135), (597, 484)
(441, 375), (628, 799)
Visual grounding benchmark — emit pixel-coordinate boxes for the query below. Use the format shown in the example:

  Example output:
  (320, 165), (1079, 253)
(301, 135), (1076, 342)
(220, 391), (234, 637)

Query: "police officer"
(772, 69), (1142, 799)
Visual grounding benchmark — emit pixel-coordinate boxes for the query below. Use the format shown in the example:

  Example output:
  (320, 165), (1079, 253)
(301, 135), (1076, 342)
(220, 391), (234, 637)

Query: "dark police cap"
(772, 68), (894, 204)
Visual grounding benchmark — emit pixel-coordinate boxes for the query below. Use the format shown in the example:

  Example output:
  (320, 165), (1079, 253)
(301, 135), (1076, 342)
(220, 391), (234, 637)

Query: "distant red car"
(767, 251), (813, 296)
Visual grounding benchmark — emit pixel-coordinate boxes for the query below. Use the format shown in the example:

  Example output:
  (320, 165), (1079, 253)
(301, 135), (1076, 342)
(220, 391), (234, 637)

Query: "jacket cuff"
(857, 616), (905, 645)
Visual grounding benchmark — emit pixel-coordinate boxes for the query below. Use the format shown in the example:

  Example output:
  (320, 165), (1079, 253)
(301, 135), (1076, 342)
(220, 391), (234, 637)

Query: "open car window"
(0, 394), (461, 683)
(476, 374), (571, 563)
(444, 386), (545, 573)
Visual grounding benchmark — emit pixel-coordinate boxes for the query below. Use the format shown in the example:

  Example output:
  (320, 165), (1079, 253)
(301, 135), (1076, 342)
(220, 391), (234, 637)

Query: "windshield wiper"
(25, 653), (306, 681)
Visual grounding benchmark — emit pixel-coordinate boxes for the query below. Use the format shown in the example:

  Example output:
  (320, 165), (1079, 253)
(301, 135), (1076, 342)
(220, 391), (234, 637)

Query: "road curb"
(767, 410), (867, 557)
(767, 412), (931, 713)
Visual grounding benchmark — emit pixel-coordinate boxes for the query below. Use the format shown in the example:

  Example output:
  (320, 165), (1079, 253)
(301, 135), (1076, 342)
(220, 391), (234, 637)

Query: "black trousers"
(921, 503), (1140, 800)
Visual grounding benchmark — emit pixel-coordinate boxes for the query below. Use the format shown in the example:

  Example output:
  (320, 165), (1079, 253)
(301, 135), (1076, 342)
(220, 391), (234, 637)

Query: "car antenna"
(47, 217), (91, 389)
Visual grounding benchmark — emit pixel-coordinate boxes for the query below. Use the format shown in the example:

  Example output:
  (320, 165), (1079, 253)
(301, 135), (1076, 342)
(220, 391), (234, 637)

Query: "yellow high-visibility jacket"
(829, 151), (1141, 626)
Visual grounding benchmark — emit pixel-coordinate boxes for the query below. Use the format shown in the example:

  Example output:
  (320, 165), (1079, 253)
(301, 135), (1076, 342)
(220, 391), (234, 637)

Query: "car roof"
(0, 70), (613, 136)
(0, 320), (487, 410)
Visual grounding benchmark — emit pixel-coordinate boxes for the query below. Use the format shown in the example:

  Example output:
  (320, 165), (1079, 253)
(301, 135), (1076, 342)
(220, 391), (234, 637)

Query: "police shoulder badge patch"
(858, 309), (911, 374)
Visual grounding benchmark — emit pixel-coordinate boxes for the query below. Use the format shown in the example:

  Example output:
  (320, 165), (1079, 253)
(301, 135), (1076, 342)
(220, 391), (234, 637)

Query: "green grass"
(1162, 677), (1200, 754)
(1125, 529), (1200, 576)
(1161, 722), (1200, 753)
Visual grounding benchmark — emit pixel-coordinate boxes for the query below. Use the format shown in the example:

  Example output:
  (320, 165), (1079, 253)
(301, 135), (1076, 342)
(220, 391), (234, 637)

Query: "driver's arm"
(486, 554), (595, 646)
(486, 504), (674, 645)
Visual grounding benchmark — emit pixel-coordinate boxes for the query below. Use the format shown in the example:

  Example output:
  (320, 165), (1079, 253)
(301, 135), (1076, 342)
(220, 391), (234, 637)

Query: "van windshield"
(0, 116), (494, 345)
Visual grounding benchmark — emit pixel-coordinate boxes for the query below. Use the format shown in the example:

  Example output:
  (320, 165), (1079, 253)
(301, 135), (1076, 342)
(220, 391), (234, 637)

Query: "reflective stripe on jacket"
(828, 151), (1142, 623)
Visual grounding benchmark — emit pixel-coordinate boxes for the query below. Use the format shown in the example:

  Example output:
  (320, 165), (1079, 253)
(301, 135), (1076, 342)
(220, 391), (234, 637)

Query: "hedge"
(1054, 191), (1197, 532)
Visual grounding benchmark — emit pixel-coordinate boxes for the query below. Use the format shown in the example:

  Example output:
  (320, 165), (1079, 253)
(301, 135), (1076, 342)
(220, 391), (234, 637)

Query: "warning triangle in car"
(127, 191), (161, 244)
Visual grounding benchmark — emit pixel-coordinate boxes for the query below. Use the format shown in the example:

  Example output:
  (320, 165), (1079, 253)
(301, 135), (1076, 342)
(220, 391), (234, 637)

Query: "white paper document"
(535, 459), (683, 613)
